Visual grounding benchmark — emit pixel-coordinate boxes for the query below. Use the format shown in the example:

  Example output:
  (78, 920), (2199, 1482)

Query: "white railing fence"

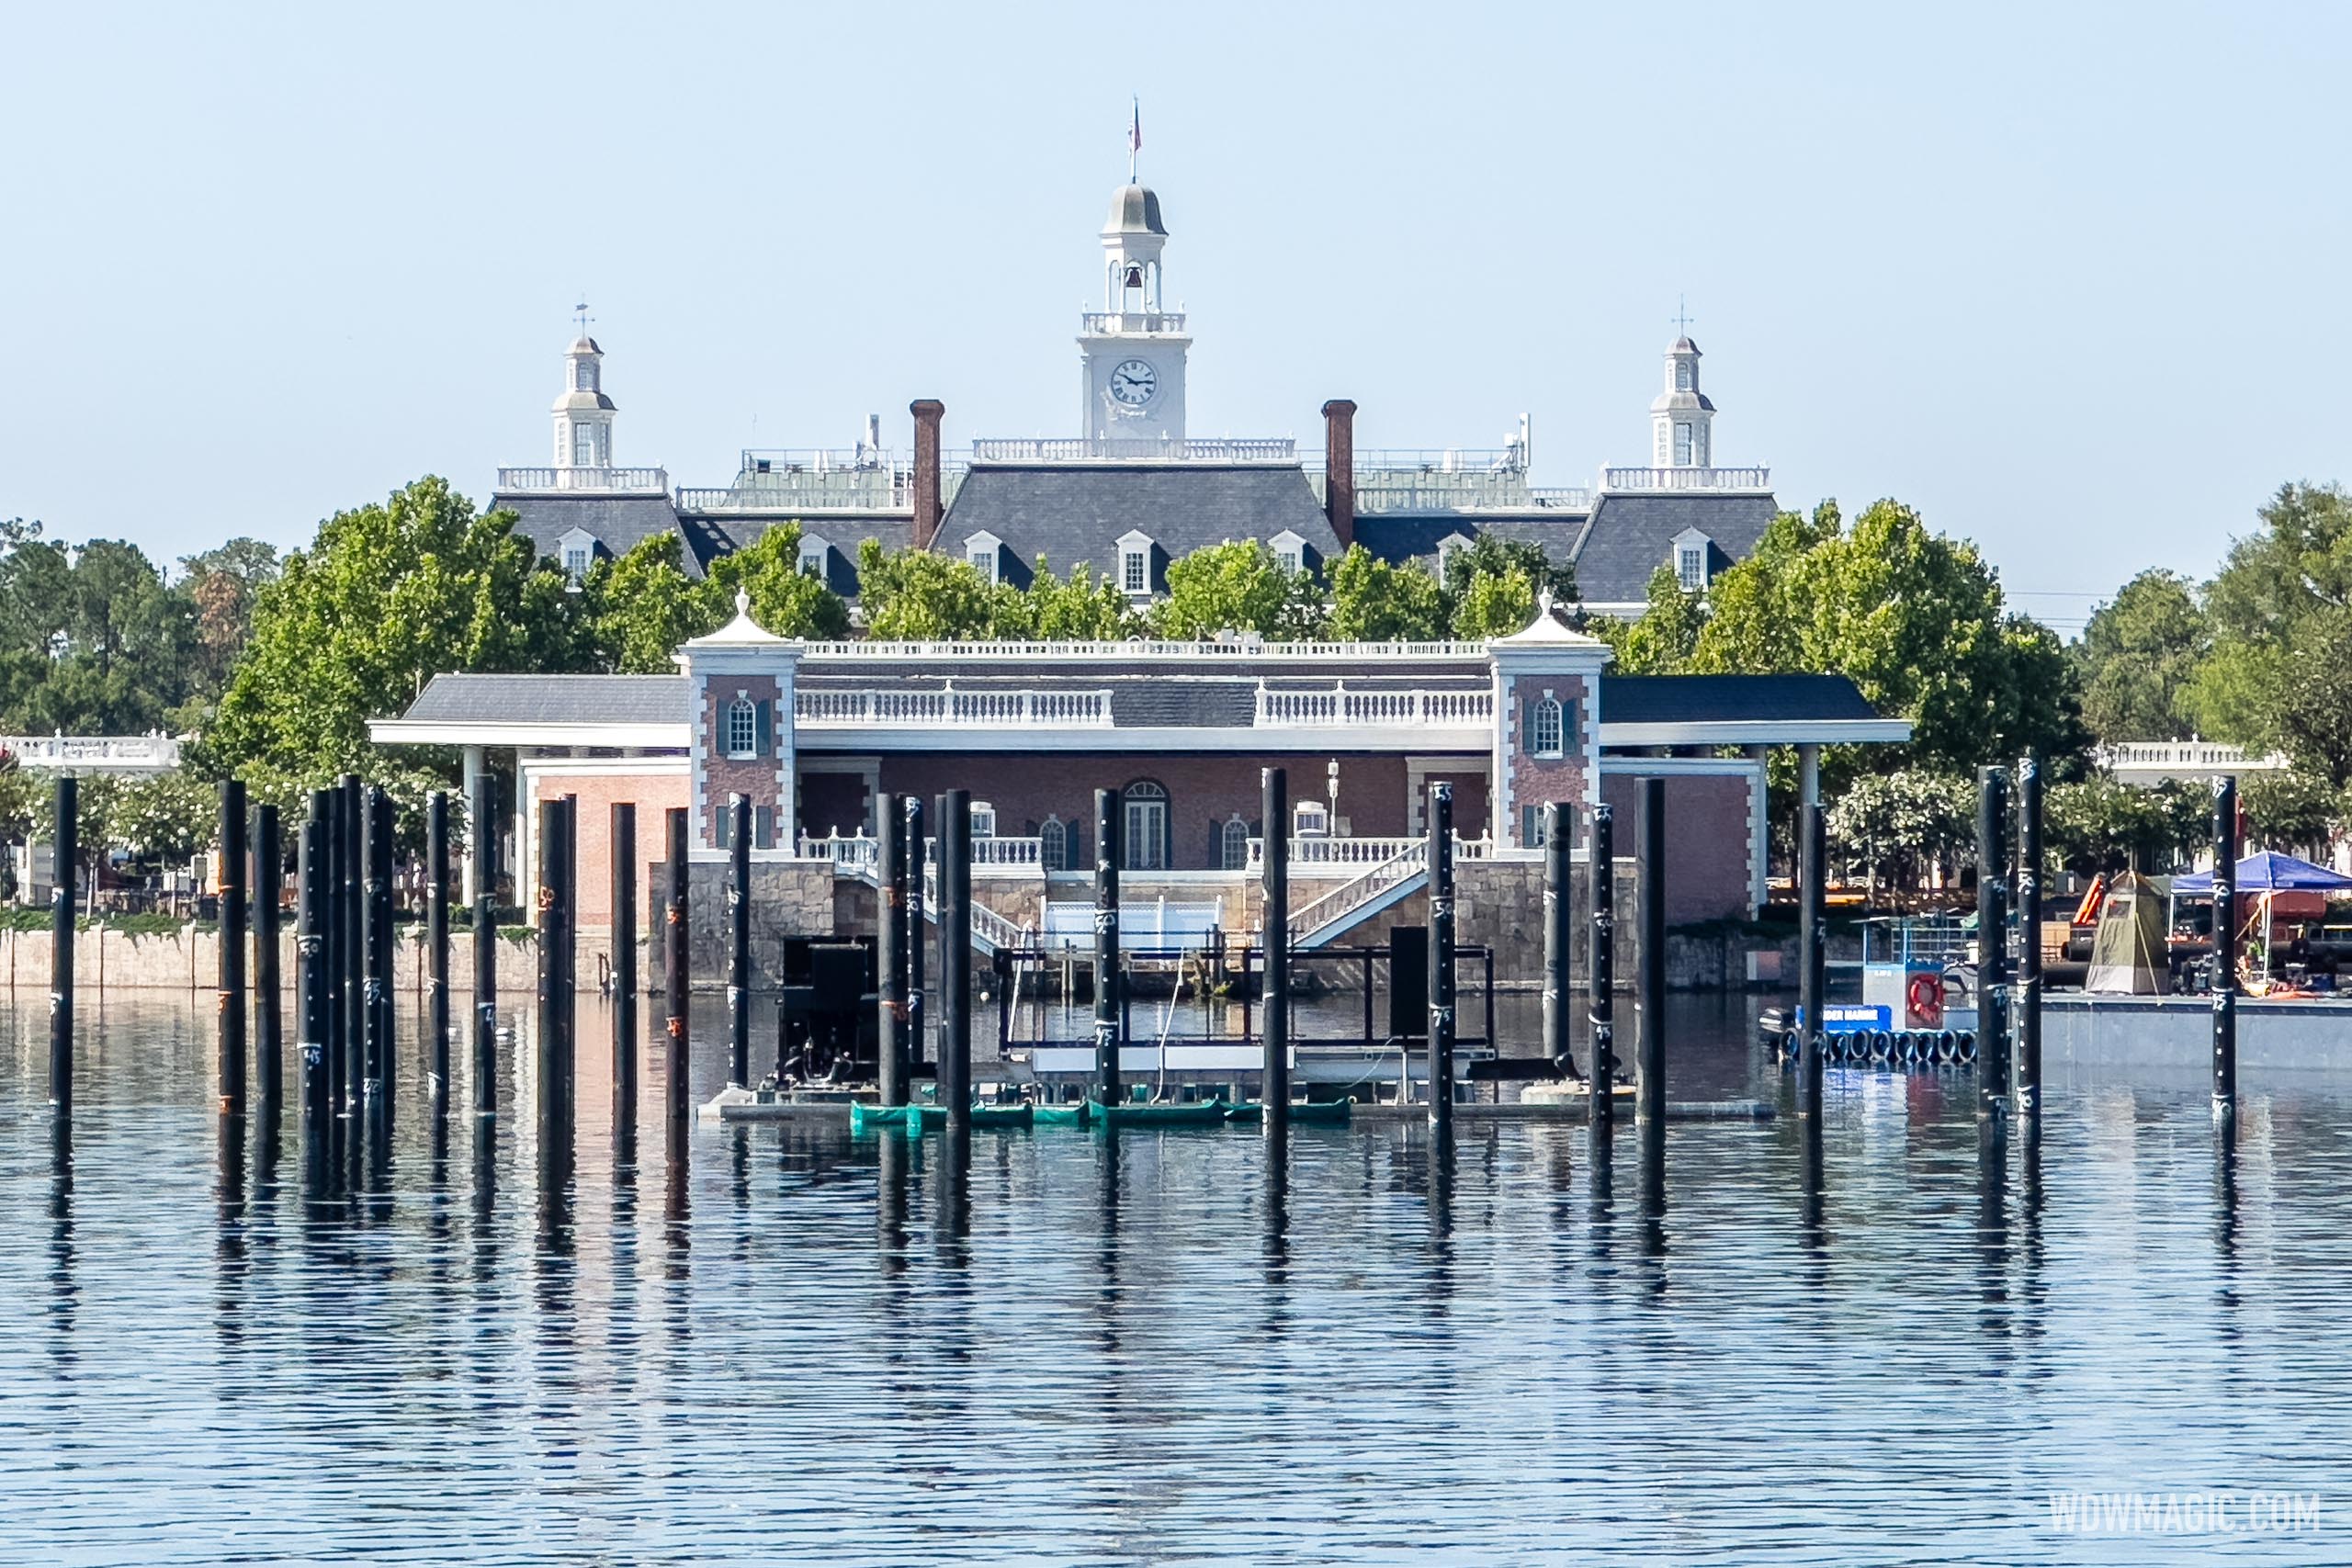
(1246, 834), (1493, 871)
(799, 831), (1044, 875)
(1042, 897), (1227, 951)
(495, 466), (669, 492)
(1252, 685), (1494, 728)
(1600, 466), (1772, 491)
(1290, 840), (1427, 938)
(3, 735), (182, 773)
(795, 688), (1114, 728)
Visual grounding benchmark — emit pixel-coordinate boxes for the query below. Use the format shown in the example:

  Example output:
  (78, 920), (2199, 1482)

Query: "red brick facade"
(1600, 768), (1757, 925)
(1503, 671), (1592, 844)
(525, 769), (690, 930)
(699, 674), (785, 849)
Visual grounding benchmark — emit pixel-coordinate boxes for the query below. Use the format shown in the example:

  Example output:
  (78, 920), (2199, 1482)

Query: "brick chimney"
(909, 399), (944, 551)
(1321, 399), (1357, 550)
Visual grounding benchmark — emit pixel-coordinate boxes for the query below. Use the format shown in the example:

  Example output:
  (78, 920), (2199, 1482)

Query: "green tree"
(2241, 767), (2341, 854)
(580, 533), (718, 672)
(0, 536), (197, 734)
(1448, 562), (1538, 640)
(854, 539), (1002, 639)
(1437, 534), (1576, 615)
(1150, 541), (1324, 639)
(995, 558), (1141, 640)
(1598, 564), (1706, 674)
(2072, 569), (2207, 743)
(1328, 546), (1446, 641)
(107, 772), (220, 863)
(2189, 483), (2352, 783)
(179, 537), (283, 701)
(203, 477), (582, 784)
(1827, 768), (1977, 893)
(2045, 775), (2208, 876)
(705, 521), (850, 640)
(1693, 497), (2085, 775)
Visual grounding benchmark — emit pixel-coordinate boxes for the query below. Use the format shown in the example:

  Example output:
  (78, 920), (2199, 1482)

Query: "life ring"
(1906, 972), (1946, 1029)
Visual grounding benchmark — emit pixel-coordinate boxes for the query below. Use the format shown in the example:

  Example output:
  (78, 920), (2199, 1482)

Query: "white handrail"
(1251, 688), (1494, 728)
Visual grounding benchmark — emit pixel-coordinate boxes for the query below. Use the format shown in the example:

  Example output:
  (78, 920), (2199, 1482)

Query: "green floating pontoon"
(1032, 1100), (1094, 1127)
(850, 1101), (1035, 1134)
(1093, 1099), (1229, 1129)
(1224, 1098), (1354, 1126)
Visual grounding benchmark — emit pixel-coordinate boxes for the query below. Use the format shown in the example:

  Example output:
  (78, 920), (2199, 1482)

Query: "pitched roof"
(1571, 492), (1778, 604)
(1599, 673), (1879, 725)
(939, 463), (1340, 586)
(402, 673), (689, 727)
(492, 491), (698, 576)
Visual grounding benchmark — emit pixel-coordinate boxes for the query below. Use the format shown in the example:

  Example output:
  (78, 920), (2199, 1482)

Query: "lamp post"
(1327, 760), (1340, 836)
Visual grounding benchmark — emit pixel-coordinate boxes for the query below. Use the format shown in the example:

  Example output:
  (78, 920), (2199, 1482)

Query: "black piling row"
(904, 795), (926, 1086)
(50, 775), (76, 1128)
(1261, 768), (1290, 1124)
(1426, 782), (1456, 1128)
(1542, 801), (1575, 1080)
(218, 780), (248, 1117)
(470, 768), (499, 1120)
(1975, 766), (2011, 1123)
(1092, 787), (1123, 1106)
(1588, 802), (1615, 1144)
(537, 795), (577, 1183)
(662, 807), (690, 1163)
(728, 793), (751, 1089)
(425, 791), (451, 1120)
(2014, 754), (2043, 1118)
(252, 803), (281, 1113)
(611, 802), (638, 1153)
(1797, 802), (1826, 1116)
(297, 798), (331, 1181)
(364, 786), (395, 1150)
(2212, 774), (2238, 1114)
(319, 789), (345, 1165)
(937, 789), (971, 1131)
(1635, 777), (1667, 1129)
(339, 774), (362, 1129)
(876, 795), (906, 1107)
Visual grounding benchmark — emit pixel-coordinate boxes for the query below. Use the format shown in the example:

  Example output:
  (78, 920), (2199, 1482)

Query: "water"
(4, 993), (2349, 1564)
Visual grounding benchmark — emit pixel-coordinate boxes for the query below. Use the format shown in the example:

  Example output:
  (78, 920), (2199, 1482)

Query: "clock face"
(1109, 358), (1158, 407)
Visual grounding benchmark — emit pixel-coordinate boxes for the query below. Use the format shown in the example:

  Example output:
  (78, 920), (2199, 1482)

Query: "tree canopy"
(2072, 569), (2207, 743)
(2190, 484), (2352, 785)
(202, 477), (582, 785)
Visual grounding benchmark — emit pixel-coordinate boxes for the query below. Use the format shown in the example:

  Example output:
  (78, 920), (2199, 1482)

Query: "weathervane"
(574, 299), (594, 335)
(1671, 295), (1695, 336)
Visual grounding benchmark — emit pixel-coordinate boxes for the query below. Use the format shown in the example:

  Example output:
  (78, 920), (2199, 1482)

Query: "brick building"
(370, 599), (1906, 950)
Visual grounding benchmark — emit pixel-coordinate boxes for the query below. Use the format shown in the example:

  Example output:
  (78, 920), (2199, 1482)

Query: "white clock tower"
(1080, 182), (1189, 448)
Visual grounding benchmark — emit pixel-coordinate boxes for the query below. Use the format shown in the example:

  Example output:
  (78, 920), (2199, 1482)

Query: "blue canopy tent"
(2171, 852), (2352, 894)
(2172, 852), (2352, 987)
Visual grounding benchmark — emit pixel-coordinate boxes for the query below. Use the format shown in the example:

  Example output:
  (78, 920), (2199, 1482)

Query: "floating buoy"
(1869, 1029), (1894, 1062)
(1956, 1030), (1977, 1064)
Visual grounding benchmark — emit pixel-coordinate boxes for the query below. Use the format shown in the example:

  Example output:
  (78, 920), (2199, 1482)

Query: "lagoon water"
(4, 992), (2349, 1564)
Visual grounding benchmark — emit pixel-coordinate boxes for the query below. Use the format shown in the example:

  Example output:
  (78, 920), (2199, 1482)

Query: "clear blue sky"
(5, 3), (2345, 631)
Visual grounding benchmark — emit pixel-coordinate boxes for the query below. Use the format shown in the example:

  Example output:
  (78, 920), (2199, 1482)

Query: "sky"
(4, 2), (2346, 633)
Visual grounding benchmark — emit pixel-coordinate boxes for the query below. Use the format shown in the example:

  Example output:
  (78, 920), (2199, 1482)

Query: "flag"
(1128, 97), (1142, 159)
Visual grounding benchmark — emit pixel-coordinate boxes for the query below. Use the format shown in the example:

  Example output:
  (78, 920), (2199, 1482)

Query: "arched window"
(1221, 816), (1251, 871)
(1122, 780), (1168, 871)
(1529, 694), (1565, 759)
(1039, 816), (1068, 871)
(726, 694), (758, 759)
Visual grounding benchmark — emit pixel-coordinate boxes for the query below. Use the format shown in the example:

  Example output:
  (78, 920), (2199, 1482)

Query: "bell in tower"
(1124, 265), (1145, 290)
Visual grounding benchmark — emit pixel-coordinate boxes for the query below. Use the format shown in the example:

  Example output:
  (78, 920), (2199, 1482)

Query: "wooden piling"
(218, 780), (248, 1117)
(1588, 802), (1615, 1145)
(1798, 801), (1826, 1116)
(610, 802), (637, 1153)
(49, 774), (75, 1127)
(338, 774), (363, 1126)
(1261, 768), (1290, 1124)
(1426, 782), (1456, 1128)
(1093, 787), (1123, 1106)
(2014, 754), (2042, 1118)
(662, 807), (690, 1163)
(1635, 777), (1667, 1130)
(1975, 765), (2011, 1123)
(2212, 774), (2238, 1115)
(252, 803), (282, 1113)
(1542, 801), (1574, 1079)
(297, 798), (331, 1180)
(469, 767), (498, 1120)
(937, 790), (971, 1133)
(903, 795), (926, 1085)
(876, 795), (906, 1106)
(426, 790), (451, 1121)
(728, 793), (751, 1089)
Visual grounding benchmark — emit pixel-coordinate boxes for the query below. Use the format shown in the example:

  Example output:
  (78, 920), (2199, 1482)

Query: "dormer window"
(1437, 533), (1472, 576)
(1270, 529), (1306, 576)
(964, 531), (1002, 586)
(798, 534), (831, 580)
(725, 694), (759, 759)
(563, 547), (589, 580)
(1117, 530), (1155, 596)
(1679, 547), (1705, 591)
(557, 526), (599, 584)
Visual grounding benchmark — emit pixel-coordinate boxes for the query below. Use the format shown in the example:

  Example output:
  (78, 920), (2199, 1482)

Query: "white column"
(1798, 742), (1821, 811)
(460, 745), (486, 904)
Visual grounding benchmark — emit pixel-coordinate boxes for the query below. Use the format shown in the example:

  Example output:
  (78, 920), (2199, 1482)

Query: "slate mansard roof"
(940, 463), (1341, 588)
(1567, 492), (1778, 605)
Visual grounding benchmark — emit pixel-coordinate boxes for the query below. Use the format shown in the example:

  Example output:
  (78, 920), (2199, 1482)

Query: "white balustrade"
(495, 466), (669, 492)
(1252, 686), (1494, 728)
(794, 688), (1114, 728)
(1247, 834), (1493, 870)
(1600, 466), (1772, 491)
(3, 735), (182, 773)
